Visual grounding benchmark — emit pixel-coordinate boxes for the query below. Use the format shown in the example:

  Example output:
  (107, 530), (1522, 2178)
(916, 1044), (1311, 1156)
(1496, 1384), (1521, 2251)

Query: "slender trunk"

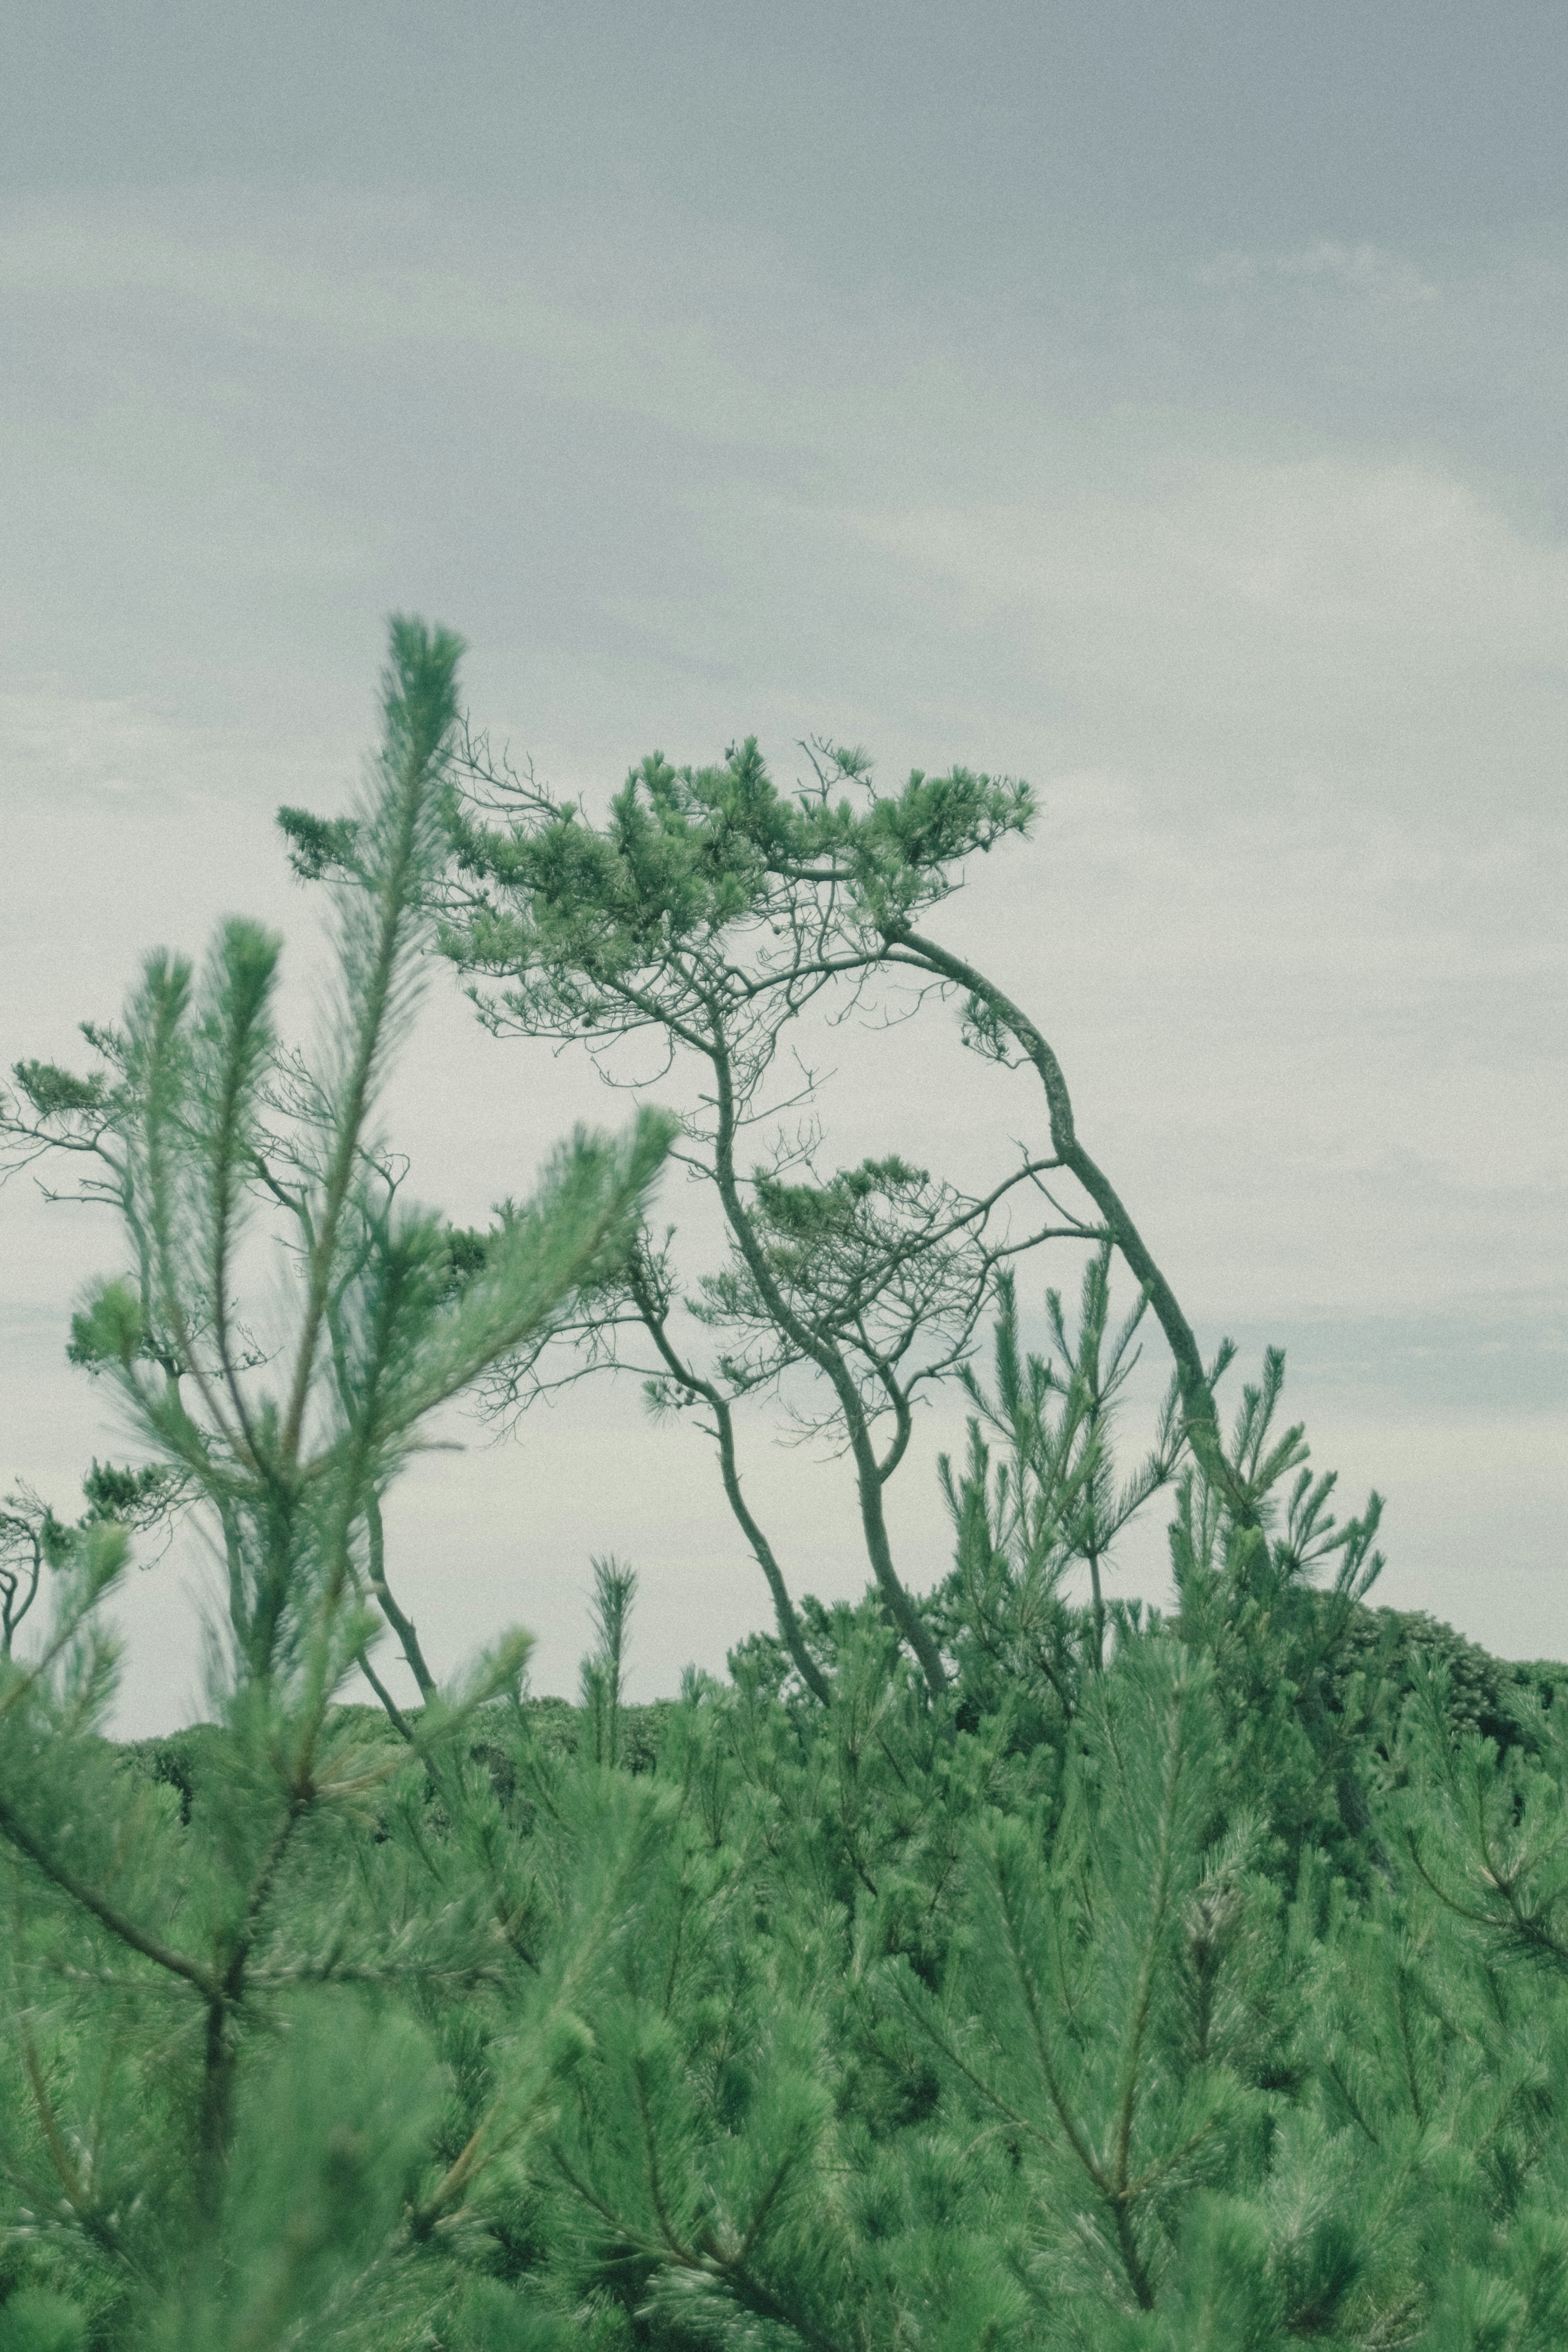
(358, 1645), (416, 1739)
(839, 1413), (948, 1697)
(887, 931), (1396, 1856)
(367, 1494), (437, 1701)
(627, 1253), (832, 1703)
(187, 1795), (308, 2281)
(889, 927), (1253, 1528)
(712, 1400), (833, 1704)
(706, 1031), (947, 1697)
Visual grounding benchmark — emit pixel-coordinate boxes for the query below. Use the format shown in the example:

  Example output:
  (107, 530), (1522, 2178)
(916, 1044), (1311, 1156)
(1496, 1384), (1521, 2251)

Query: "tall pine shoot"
(0, 622), (671, 2350)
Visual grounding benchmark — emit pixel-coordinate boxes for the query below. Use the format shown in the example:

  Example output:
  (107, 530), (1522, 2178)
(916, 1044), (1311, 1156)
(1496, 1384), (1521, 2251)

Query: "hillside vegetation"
(2, 623), (1560, 2352)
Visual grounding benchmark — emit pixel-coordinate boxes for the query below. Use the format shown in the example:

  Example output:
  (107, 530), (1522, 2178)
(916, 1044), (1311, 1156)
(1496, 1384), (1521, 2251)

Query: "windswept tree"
(421, 731), (1257, 1528)
(283, 722), (1390, 1849)
(282, 738), (1106, 1700)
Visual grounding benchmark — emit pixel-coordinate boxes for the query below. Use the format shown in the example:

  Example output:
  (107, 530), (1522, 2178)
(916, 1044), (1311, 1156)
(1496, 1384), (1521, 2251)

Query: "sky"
(2, 4), (1564, 1731)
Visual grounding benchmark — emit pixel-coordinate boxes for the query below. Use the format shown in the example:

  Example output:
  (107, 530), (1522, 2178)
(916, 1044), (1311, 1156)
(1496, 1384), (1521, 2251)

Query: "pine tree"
(0, 620), (672, 2349)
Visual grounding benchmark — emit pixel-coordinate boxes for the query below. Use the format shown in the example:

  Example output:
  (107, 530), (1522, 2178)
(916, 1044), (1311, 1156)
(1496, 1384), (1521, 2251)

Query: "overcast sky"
(2, 4), (1564, 1731)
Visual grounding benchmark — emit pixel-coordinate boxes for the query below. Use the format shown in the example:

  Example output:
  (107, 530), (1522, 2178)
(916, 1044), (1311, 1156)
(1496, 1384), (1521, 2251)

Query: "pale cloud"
(0, 191), (813, 454)
(0, 689), (180, 794)
(821, 452), (1568, 812)
(1196, 240), (1439, 303)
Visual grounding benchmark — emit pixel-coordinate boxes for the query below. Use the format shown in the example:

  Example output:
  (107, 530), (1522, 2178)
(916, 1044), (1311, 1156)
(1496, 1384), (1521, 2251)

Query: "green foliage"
(0, 2292), (88, 2352)
(396, 730), (1089, 1706)
(581, 1558), (637, 1771)
(6, 1317), (1568, 2347)
(5, 679), (1561, 2348)
(0, 619), (674, 2348)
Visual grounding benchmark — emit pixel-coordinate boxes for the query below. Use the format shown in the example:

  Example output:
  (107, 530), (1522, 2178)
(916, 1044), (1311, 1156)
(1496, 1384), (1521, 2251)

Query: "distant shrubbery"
(9, 1571), (1568, 2352)
(117, 1610), (1568, 1817)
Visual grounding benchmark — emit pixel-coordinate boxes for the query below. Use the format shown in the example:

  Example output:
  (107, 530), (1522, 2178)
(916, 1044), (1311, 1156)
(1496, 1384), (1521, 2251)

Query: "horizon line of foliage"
(3, 619), (1566, 2351)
